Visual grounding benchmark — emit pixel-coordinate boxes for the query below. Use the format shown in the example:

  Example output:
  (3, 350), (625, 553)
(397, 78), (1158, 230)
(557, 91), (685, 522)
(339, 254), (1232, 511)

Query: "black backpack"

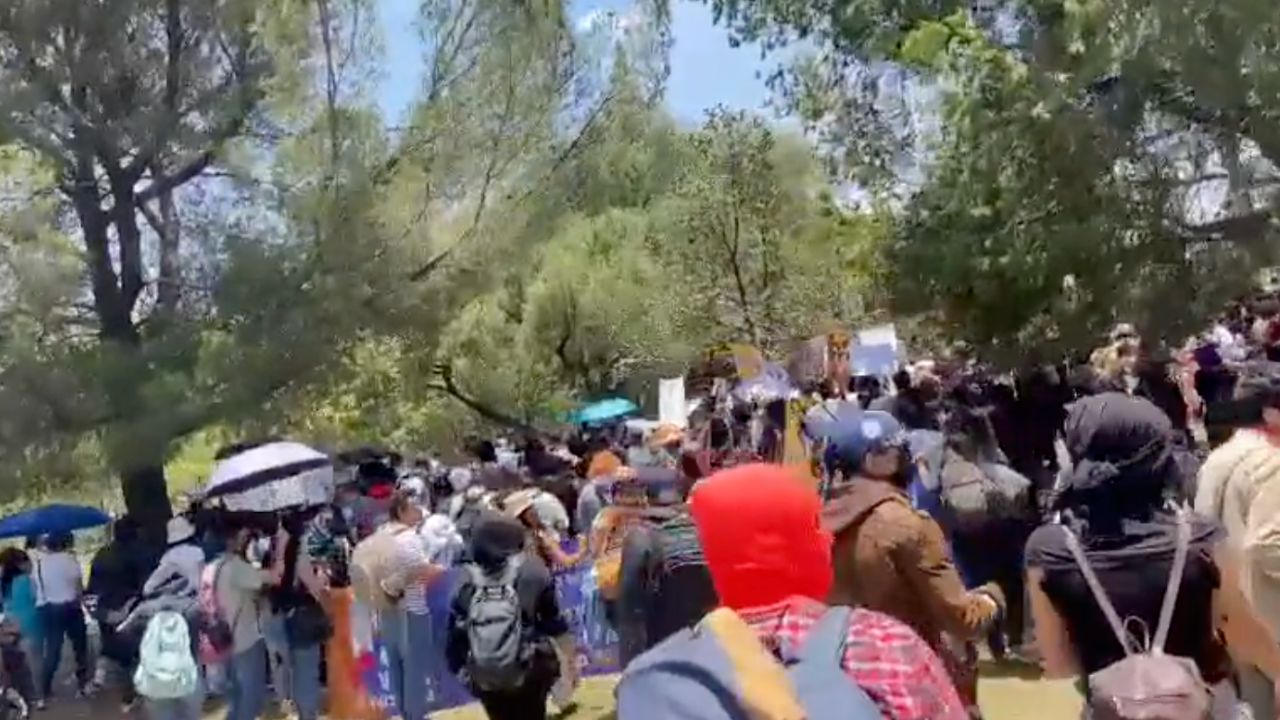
(462, 556), (529, 693)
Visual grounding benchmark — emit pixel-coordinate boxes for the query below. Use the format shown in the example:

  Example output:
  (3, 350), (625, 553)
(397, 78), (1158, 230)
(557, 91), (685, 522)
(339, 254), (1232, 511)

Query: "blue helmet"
(821, 410), (907, 478)
(801, 400), (864, 445)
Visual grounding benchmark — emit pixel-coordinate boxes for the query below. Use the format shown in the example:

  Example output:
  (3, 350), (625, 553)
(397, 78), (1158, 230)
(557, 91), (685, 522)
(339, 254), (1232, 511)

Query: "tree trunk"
(156, 186), (181, 315)
(121, 464), (173, 529)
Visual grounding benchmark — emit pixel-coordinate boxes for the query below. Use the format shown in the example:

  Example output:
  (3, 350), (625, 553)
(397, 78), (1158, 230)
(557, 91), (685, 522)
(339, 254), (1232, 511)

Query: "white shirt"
(385, 525), (432, 615)
(1212, 324), (1248, 362)
(419, 514), (464, 566)
(34, 552), (81, 605)
(144, 544), (205, 595)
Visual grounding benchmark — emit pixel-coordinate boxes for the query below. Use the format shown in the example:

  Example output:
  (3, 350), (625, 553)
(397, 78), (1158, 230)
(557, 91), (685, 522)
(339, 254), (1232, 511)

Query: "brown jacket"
(823, 478), (1003, 651)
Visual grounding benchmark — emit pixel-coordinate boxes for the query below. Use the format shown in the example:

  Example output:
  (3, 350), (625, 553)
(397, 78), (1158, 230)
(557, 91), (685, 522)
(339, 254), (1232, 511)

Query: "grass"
(435, 666), (1084, 720)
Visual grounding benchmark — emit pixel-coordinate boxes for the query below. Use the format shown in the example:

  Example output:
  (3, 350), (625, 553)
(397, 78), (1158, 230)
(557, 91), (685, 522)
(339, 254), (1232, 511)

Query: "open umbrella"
(204, 441), (335, 512)
(571, 397), (639, 425)
(0, 504), (111, 539)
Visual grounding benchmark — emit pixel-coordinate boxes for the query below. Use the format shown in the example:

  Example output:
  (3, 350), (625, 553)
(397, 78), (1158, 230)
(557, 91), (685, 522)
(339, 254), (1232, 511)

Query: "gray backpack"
(937, 449), (1031, 532)
(462, 556), (528, 693)
(617, 605), (882, 720)
(1061, 512), (1211, 720)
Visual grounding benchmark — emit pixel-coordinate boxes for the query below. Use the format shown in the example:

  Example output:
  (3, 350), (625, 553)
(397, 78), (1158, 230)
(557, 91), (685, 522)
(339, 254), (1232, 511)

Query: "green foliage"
(399, 104), (884, 439)
(692, 0), (1280, 362)
(0, 0), (620, 507)
(0, 0), (897, 501)
(654, 109), (872, 351)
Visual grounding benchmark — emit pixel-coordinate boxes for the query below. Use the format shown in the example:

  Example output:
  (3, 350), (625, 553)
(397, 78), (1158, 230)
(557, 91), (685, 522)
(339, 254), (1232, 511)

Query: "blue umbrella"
(571, 397), (639, 425)
(0, 504), (111, 539)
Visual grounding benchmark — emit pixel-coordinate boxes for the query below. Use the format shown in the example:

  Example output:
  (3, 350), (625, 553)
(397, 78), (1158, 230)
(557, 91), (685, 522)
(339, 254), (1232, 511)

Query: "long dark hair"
(45, 532), (74, 553)
(0, 549), (29, 597)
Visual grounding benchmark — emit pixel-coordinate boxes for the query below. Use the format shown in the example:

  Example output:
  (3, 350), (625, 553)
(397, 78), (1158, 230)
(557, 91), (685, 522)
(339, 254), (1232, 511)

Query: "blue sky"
(375, 0), (775, 125)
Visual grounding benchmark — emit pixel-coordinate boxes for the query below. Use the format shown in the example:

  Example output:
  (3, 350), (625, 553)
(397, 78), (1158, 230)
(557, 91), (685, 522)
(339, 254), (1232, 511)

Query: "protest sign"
(852, 323), (902, 376)
(658, 377), (686, 428)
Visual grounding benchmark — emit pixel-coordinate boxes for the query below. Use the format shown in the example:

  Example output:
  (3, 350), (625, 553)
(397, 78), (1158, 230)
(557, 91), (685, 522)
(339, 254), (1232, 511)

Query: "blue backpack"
(617, 605), (883, 720)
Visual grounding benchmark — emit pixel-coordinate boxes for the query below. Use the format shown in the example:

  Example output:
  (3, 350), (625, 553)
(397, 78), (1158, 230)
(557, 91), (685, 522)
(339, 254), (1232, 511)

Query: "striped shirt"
(388, 527), (431, 615)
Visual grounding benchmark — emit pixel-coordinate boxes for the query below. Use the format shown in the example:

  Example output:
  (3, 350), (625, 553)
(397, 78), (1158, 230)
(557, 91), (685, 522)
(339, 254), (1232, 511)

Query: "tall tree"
(690, 0), (1280, 358)
(0, 0), (285, 521)
(0, 0), (599, 515)
(657, 109), (872, 352)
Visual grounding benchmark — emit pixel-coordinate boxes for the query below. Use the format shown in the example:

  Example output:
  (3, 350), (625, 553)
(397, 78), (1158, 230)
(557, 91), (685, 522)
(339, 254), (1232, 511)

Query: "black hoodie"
(445, 511), (569, 677)
(617, 505), (717, 667)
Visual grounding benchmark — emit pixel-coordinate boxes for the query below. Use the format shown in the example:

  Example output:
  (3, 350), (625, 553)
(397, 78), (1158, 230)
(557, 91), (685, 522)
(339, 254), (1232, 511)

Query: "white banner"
(659, 377), (687, 428)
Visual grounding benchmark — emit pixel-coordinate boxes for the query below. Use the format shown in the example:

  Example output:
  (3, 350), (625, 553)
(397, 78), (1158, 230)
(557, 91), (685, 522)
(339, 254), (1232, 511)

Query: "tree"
(691, 0), (1280, 360)
(389, 102), (884, 439)
(0, 0), (899, 492)
(656, 108), (875, 352)
(0, 0), (603, 516)
(0, 0), (293, 521)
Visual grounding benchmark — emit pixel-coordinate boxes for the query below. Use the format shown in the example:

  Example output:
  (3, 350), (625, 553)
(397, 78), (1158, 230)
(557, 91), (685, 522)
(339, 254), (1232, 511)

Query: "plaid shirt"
(740, 596), (968, 720)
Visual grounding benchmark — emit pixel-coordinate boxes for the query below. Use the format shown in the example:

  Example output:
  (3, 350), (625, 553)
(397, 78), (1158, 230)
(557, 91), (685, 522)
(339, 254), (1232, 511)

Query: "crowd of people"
(9, 300), (1280, 720)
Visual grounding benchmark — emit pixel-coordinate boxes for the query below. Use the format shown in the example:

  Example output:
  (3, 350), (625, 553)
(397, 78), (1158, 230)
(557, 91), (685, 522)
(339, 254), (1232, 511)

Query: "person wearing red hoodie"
(687, 463), (968, 720)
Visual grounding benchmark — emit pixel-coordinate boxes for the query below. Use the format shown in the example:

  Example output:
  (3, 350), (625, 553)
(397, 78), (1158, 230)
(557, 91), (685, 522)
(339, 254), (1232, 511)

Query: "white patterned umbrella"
(204, 441), (334, 512)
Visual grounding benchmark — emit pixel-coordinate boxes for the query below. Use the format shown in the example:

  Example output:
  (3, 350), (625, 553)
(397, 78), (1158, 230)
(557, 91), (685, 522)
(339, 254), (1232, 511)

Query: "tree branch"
(725, 197), (759, 346)
(405, 53), (521, 283)
(425, 363), (545, 437)
(133, 68), (259, 203)
(403, 87), (619, 283)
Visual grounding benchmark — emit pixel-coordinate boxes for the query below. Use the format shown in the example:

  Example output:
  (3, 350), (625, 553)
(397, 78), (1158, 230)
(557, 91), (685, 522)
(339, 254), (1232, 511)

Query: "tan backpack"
(350, 524), (413, 613)
(1062, 512), (1210, 720)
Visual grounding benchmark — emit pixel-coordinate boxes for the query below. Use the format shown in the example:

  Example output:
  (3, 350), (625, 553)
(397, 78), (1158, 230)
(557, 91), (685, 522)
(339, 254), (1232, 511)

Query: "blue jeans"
(264, 613), (322, 720)
(287, 643), (321, 720)
(380, 609), (431, 720)
(227, 642), (267, 720)
(39, 602), (88, 698)
(262, 615), (290, 702)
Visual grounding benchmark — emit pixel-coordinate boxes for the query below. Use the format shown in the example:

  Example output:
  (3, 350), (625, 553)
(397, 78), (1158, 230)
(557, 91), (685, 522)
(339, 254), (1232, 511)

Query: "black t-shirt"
(1024, 512), (1231, 682)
